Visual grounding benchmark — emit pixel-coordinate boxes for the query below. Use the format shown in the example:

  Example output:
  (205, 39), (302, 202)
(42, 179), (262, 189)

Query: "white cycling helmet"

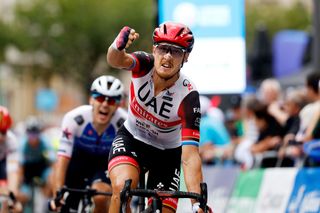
(90, 75), (124, 98)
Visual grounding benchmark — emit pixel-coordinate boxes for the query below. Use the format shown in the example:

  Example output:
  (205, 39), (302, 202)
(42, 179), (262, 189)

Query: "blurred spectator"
(296, 72), (320, 142)
(294, 71), (320, 167)
(18, 116), (55, 209)
(225, 95), (244, 144)
(234, 95), (259, 169)
(277, 88), (307, 166)
(199, 95), (233, 165)
(250, 99), (285, 168)
(258, 78), (289, 126)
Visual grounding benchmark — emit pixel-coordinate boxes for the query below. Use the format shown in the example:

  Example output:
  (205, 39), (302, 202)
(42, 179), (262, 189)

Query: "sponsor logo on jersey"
(62, 128), (72, 139)
(130, 98), (180, 128)
(116, 118), (125, 128)
(74, 115), (84, 125)
(193, 107), (200, 113)
(137, 81), (174, 119)
(182, 79), (193, 91)
(163, 96), (173, 101)
(169, 168), (180, 191)
(88, 129), (93, 135)
(156, 182), (165, 190)
(195, 117), (201, 127)
(112, 137), (126, 154)
(165, 90), (174, 97)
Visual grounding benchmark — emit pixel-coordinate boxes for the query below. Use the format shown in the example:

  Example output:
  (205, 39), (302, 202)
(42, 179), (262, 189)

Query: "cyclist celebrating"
(107, 22), (208, 213)
(0, 106), (23, 212)
(50, 76), (127, 213)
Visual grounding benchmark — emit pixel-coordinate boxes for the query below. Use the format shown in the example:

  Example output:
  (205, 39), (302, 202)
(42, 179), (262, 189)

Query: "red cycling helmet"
(0, 106), (12, 134)
(153, 22), (194, 53)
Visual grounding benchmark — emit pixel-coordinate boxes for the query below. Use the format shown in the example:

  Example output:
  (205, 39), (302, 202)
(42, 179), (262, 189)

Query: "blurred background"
(0, 0), (316, 123)
(0, 1), (320, 212)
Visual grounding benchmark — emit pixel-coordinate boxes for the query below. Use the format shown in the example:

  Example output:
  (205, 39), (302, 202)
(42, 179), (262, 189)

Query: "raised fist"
(114, 26), (139, 51)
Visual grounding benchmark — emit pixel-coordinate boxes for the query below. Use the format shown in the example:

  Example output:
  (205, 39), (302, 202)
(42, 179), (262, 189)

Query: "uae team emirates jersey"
(124, 51), (201, 149)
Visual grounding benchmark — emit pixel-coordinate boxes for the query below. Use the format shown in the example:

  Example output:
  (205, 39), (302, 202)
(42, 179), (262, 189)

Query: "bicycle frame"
(120, 179), (209, 213)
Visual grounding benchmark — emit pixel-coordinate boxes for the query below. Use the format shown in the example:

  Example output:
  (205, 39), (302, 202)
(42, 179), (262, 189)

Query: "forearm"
(7, 171), (20, 195)
(251, 142), (269, 154)
(6, 161), (21, 194)
(53, 156), (69, 193)
(106, 46), (131, 69)
(182, 153), (203, 202)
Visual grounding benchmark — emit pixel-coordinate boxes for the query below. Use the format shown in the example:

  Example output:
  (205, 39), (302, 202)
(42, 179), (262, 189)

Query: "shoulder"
(131, 51), (154, 62)
(178, 74), (198, 94)
(114, 107), (127, 118)
(6, 131), (19, 149)
(112, 107), (128, 128)
(131, 51), (154, 77)
(63, 105), (92, 125)
(177, 75), (199, 103)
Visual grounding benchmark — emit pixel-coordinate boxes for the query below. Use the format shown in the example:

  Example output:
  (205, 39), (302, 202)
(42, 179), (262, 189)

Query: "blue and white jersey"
(58, 105), (127, 160)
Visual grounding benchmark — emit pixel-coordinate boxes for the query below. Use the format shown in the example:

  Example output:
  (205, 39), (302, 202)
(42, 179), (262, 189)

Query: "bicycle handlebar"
(57, 186), (112, 196)
(48, 186), (112, 211)
(120, 179), (209, 212)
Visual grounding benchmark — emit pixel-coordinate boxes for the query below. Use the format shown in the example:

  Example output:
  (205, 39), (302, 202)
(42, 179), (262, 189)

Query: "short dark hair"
(306, 71), (320, 94)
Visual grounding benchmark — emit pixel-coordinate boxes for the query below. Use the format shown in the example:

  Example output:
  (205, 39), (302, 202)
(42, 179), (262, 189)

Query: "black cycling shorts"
(109, 125), (182, 192)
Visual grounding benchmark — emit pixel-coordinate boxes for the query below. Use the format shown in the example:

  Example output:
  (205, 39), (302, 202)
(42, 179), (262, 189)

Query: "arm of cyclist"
(7, 160), (21, 196)
(182, 145), (206, 213)
(6, 132), (22, 196)
(3, 133), (23, 212)
(49, 156), (70, 211)
(50, 112), (80, 211)
(106, 26), (139, 69)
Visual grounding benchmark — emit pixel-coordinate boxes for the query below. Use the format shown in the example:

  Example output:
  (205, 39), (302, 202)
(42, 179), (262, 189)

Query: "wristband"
(192, 202), (200, 213)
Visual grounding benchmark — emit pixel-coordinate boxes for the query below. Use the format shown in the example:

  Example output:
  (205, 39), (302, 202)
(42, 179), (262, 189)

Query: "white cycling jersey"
(58, 105), (127, 158)
(124, 51), (201, 149)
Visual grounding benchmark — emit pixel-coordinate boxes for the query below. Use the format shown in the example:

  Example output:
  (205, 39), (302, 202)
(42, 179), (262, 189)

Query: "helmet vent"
(107, 82), (113, 90)
(163, 24), (167, 34)
(175, 28), (185, 38)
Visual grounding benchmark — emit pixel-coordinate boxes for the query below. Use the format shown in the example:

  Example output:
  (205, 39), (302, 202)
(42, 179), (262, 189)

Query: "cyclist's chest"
(23, 145), (46, 162)
(131, 77), (184, 122)
(73, 124), (116, 155)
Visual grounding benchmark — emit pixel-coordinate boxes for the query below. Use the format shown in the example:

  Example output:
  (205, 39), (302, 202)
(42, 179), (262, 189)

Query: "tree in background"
(0, 0), (155, 93)
(246, 1), (311, 82)
(0, 0), (312, 90)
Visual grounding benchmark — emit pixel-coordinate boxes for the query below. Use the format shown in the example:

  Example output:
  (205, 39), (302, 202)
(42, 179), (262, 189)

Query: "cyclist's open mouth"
(99, 111), (109, 116)
(161, 62), (172, 69)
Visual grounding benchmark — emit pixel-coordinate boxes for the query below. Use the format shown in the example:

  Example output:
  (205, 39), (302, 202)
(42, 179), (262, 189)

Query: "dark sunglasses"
(155, 44), (186, 57)
(0, 130), (7, 136)
(92, 93), (121, 105)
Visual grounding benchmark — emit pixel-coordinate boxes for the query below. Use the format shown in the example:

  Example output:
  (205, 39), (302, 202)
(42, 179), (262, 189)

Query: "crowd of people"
(0, 20), (319, 213)
(199, 72), (320, 170)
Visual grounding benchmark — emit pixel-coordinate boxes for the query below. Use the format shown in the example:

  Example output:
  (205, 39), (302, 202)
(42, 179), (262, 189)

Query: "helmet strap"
(180, 52), (187, 68)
